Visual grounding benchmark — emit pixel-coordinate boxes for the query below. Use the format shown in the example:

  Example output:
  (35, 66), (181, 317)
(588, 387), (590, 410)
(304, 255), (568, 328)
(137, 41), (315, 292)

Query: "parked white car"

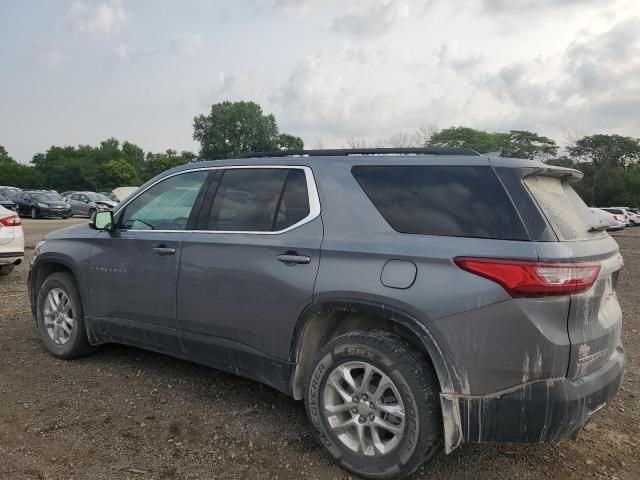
(602, 207), (634, 226)
(590, 208), (626, 231)
(0, 205), (24, 275)
(609, 207), (640, 226)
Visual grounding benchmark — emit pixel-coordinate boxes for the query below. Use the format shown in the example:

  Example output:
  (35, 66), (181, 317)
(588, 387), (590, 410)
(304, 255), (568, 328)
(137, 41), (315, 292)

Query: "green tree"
(427, 127), (500, 153)
(103, 158), (141, 188)
(122, 141), (146, 172)
(193, 101), (303, 159)
(568, 134), (640, 206)
(568, 134), (640, 170)
(142, 150), (191, 181)
(427, 127), (558, 159)
(277, 133), (304, 150)
(0, 145), (44, 188)
(496, 130), (558, 160)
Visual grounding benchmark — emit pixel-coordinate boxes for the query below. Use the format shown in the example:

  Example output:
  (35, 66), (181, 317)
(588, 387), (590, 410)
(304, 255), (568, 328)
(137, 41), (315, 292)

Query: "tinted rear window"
(523, 176), (606, 241)
(352, 165), (528, 240)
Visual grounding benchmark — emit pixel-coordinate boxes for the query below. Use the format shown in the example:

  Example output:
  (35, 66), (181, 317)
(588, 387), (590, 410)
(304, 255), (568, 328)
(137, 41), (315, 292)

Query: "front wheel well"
(30, 261), (75, 315)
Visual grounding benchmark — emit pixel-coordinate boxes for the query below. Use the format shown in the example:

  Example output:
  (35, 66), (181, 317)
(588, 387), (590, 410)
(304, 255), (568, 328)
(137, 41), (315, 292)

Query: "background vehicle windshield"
(32, 193), (61, 202)
(87, 193), (112, 202)
(0, 193), (9, 201)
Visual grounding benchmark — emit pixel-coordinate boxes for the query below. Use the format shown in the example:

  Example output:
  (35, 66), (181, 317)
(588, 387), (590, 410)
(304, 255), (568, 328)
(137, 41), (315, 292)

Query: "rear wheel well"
(291, 305), (438, 400)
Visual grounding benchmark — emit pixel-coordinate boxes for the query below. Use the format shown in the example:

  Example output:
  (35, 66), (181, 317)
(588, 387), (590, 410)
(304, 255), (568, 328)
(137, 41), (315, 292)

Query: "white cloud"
(69, 0), (127, 34)
(171, 33), (206, 57)
(331, 0), (427, 37)
(32, 45), (69, 68)
(272, 0), (312, 17)
(114, 43), (129, 59)
(482, 17), (640, 137)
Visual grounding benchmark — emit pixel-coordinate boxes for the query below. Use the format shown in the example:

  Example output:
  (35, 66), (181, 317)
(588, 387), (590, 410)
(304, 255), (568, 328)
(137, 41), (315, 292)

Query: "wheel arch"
(30, 255), (84, 318)
(289, 298), (463, 453)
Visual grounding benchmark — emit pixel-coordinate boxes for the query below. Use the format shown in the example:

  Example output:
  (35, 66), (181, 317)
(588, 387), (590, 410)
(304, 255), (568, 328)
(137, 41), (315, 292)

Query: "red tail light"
(454, 257), (601, 297)
(613, 214), (621, 221)
(0, 215), (21, 227)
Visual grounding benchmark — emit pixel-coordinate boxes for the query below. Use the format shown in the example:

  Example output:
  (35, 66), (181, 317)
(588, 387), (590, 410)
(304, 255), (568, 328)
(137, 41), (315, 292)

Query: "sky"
(1, 0), (639, 163)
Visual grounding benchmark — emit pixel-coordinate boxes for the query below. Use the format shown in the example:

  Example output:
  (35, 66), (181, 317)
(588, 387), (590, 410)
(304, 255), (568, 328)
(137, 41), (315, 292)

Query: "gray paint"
(380, 260), (417, 289)
(29, 153), (624, 455)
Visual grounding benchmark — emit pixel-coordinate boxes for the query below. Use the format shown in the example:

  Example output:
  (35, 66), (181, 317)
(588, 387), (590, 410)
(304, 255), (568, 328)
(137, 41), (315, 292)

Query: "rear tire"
(0, 264), (15, 276)
(305, 330), (441, 479)
(36, 272), (94, 359)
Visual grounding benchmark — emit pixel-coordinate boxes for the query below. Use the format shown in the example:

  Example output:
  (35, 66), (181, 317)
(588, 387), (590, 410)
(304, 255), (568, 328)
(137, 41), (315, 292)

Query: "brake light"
(454, 257), (601, 297)
(0, 215), (21, 227)
(613, 215), (621, 221)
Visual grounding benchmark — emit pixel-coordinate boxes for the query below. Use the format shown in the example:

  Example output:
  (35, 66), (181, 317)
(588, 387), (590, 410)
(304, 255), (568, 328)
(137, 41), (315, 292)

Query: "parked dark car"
(29, 148), (624, 479)
(0, 193), (18, 212)
(0, 186), (21, 200)
(14, 191), (71, 219)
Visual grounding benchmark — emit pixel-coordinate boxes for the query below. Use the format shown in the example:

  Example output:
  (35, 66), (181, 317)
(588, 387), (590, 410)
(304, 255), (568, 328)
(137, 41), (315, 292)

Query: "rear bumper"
(445, 344), (624, 444)
(0, 252), (24, 265)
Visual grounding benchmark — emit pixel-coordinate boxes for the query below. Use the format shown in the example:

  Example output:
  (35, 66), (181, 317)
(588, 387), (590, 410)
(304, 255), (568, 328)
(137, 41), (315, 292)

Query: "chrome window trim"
(115, 165), (321, 235)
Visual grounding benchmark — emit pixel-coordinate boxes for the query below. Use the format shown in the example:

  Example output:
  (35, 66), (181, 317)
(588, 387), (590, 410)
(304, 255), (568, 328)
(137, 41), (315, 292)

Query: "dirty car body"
(29, 150), (624, 478)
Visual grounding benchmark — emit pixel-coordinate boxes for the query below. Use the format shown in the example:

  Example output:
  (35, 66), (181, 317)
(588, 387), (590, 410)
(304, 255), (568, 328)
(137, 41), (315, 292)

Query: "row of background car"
(590, 207), (640, 230)
(0, 186), (137, 219)
(2, 183), (639, 227)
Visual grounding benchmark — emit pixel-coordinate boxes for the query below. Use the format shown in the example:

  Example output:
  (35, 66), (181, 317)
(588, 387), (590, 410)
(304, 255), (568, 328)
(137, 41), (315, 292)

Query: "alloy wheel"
(43, 288), (74, 345)
(323, 361), (406, 457)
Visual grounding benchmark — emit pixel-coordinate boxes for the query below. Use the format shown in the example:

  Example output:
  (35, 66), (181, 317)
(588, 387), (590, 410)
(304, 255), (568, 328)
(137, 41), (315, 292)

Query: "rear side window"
(352, 165), (528, 240)
(207, 168), (310, 232)
(523, 176), (605, 241)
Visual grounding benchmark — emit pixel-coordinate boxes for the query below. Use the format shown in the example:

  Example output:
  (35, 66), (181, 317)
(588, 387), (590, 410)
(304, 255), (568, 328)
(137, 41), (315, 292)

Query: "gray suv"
(28, 148), (624, 479)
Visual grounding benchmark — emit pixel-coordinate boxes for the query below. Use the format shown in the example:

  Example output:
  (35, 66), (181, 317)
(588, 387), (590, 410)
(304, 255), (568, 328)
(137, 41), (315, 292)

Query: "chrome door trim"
(115, 165), (321, 235)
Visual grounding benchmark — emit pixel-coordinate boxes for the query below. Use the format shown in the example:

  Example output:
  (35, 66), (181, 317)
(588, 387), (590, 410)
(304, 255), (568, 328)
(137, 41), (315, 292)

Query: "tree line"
(1, 100), (639, 207)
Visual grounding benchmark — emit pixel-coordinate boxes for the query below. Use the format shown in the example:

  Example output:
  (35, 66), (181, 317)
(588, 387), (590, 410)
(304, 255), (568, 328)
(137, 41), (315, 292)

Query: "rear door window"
(352, 165), (528, 240)
(206, 168), (311, 232)
(523, 175), (605, 241)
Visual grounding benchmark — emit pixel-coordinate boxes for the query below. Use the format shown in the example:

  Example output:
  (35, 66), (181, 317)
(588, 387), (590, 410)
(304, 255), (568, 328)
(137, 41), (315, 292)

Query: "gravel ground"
(1, 218), (638, 480)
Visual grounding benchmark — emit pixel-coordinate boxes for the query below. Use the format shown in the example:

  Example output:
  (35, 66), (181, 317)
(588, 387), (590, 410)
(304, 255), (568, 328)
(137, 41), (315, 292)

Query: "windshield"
(87, 192), (112, 202)
(0, 193), (8, 201)
(33, 193), (62, 202)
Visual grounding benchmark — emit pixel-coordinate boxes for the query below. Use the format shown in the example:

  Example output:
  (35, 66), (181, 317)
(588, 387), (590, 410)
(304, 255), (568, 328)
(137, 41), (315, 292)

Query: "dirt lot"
(1, 218), (638, 480)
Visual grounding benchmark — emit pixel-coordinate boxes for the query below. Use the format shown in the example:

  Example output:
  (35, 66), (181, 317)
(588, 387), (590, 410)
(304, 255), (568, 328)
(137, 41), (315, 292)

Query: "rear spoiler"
(488, 157), (583, 183)
(525, 166), (583, 183)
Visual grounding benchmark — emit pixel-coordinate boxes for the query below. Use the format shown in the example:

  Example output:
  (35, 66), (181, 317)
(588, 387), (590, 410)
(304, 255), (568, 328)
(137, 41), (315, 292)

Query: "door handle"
(152, 246), (176, 256)
(276, 253), (311, 265)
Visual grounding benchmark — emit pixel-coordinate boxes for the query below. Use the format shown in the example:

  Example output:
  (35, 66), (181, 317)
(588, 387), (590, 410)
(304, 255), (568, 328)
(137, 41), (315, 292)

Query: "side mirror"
(90, 210), (114, 231)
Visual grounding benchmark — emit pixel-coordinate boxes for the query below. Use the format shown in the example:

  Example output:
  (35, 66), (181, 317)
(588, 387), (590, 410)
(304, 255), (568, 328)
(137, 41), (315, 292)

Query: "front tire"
(88, 208), (96, 219)
(31, 207), (38, 219)
(305, 330), (441, 479)
(36, 272), (93, 359)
